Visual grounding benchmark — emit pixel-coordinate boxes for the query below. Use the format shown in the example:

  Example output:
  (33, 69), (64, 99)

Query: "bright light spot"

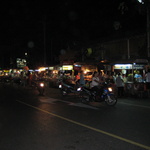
(108, 87), (112, 92)
(137, 0), (144, 4)
(40, 83), (44, 87)
(39, 67), (46, 72)
(62, 65), (73, 70)
(114, 64), (132, 69)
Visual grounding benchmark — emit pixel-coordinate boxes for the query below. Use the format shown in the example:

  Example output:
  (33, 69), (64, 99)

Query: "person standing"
(116, 72), (124, 97)
(26, 71), (33, 86)
(75, 72), (80, 84)
(79, 71), (85, 86)
(109, 72), (117, 95)
(109, 72), (116, 84)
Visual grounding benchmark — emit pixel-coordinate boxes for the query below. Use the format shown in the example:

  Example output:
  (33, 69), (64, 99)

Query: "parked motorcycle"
(0, 76), (12, 84)
(79, 82), (117, 106)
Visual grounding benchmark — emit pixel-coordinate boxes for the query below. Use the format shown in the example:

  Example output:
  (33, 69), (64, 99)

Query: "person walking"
(116, 72), (124, 97)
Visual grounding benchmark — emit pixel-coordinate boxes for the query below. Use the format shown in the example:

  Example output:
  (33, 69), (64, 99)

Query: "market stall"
(111, 59), (149, 98)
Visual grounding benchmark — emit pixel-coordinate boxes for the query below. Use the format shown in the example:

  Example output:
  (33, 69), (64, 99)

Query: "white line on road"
(16, 100), (150, 150)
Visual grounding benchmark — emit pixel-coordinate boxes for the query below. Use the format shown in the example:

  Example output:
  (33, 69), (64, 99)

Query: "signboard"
(114, 64), (132, 69)
(73, 65), (81, 71)
(133, 65), (145, 69)
(49, 67), (54, 70)
(16, 58), (27, 68)
(62, 65), (73, 70)
(4, 70), (9, 72)
(114, 64), (145, 70)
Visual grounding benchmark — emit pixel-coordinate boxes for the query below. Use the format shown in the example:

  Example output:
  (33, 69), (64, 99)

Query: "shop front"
(60, 60), (74, 77)
(79, 63), (98, 81)
(47, 65), (63, 87)
(112, 59), (149, 97)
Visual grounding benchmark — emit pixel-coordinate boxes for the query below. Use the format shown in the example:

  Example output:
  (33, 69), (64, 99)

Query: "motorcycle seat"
(63, 83), (75, 89)
(83, 86), (92, 91)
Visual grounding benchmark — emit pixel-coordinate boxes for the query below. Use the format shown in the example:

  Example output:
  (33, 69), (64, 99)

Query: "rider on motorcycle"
(90, 71), (104, 99)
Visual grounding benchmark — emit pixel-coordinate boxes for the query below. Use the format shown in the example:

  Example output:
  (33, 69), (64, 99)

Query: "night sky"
(0, 0), (147, 68)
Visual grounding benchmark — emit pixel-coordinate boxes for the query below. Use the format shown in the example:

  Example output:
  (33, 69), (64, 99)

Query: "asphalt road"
(0, 83), (150, 150)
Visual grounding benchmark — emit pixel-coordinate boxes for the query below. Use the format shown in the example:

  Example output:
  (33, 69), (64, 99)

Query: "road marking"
(40, 97), (58, 104)
(69, 102), (98, 110)
(16, 100), (150, 150)
(39, 97), (98, 110)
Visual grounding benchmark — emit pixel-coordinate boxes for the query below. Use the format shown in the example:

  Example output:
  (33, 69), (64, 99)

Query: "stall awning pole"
(127, 39), (130, 59)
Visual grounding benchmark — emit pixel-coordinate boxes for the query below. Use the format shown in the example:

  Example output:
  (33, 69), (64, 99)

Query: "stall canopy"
(111, 59), (148, 65)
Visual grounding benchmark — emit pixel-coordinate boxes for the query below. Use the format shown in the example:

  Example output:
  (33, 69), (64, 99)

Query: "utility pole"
(147, 2), (150, 58)
(50, 39), (53, 64)
(43, 15), (46, 66)
(137, 0), (150, 58)
(127, 39), (130, 59)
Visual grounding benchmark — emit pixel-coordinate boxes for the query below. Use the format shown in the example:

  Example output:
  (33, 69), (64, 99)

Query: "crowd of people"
(73, 69), (150, 98)
(1, 70), (46, 87)
(1, 68), (150, 98)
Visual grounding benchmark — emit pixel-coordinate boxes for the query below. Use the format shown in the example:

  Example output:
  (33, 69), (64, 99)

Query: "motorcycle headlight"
(40, 83), (44, 87)
(108, 87), (112, 92)
(59, 84), (62, 88)
(77, 87), (82, 91)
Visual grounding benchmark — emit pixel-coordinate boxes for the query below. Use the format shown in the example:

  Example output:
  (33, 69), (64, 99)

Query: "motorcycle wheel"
(105, 94), (117, 106)
(79, 91), (91, 103)
(61, 89), (67, 96)
(38, 88), (45, 96)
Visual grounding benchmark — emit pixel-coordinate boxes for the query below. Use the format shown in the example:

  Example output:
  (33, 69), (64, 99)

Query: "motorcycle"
(59, 79), (82, 96)
(79, 82), (117, 106)
(32, 80), (45, 96)
(0, 76), (12, 83)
